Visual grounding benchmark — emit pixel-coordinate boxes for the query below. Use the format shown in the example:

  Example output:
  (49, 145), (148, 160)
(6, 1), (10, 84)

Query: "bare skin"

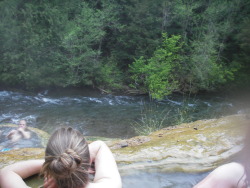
(6, 120), (31, 142)
(0, 141), (122, 188)
(0, 160), (44, 188)
(193, 162), (248, 188)
(87, 141), (122, 188)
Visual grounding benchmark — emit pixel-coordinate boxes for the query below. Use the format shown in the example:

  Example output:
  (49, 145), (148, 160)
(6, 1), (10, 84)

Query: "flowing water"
(0, 88), (246, 138)
(0, 88), (248, 188)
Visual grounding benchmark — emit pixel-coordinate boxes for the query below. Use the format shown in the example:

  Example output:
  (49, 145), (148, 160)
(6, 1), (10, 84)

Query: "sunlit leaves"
(130, 33), (182, 99)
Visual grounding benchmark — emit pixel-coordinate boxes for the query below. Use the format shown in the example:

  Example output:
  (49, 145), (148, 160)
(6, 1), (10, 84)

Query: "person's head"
(41, 127), (90, 188)
(18, 120), (27, 129)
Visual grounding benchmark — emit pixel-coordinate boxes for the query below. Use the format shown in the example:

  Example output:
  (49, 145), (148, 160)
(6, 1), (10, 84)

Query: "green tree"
(233, 18), (250, 88)
(0, 0), (249, 94)
(109, 0), (164, 70)
(164, 0), (247, 92)
(130, 33), (182, 99)
(61, 1), (123, 90)
(0, 0), (67, 88)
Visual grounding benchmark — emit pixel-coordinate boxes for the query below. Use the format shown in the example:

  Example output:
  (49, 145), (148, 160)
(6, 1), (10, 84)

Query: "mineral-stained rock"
(0, 114), (249, 176)
(0, 148), (44, 169)
(109, 114), (248, 174)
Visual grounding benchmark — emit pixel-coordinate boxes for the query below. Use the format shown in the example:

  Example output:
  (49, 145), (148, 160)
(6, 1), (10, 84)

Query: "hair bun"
(50, 149), (82, 177)
(61, 149), (82, 171)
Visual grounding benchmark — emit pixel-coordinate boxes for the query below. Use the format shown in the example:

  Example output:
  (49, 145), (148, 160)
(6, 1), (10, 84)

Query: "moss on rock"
(0, 114), (249, 176)
(109, 114), (248, 174)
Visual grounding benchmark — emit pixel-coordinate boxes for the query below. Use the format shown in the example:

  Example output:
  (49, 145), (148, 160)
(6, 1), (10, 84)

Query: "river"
(0, 88), (246, 138)
(0, 88), (248, 187)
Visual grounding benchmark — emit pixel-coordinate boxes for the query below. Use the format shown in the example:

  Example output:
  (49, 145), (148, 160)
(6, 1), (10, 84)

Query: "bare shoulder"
(194, 162), (245, 188)
(89, 140), (106, 147)
(215, 162), (244, 176)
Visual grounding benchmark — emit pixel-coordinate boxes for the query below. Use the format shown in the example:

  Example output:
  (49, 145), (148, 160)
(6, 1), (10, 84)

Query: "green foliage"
(131, 104), (169, 136)
(130, 33), (182, 99)
(233, 18), (250, 87)
(62, 2), (105, 86)
(0, 0), (68, 88)
(109, 0), (163, 69)
(132, 99), (195, 136)
(189, 33), (236, 91)
(0, 0), (123, 89)
(96, 57), (124, 91)
(0, 0), (249, 94)
(173, 101), (196, 125)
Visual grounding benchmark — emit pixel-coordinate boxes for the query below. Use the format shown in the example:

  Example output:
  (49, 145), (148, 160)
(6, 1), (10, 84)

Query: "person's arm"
(0, 160), (44, 188)
(18, 128), (31, 139)
(6, 129), (16, 139)
(193, 162), (246, 188)
(87, 141), (122, 188)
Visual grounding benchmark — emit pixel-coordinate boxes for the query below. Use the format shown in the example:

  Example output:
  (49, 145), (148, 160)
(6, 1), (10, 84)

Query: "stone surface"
(0, 124), (49, 169)
(0, 148), (45, 169)
(109, 114), (248, 174)
(0, 114), (249, 175)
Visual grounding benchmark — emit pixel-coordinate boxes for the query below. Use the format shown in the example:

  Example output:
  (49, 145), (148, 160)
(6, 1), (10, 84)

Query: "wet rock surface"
(109, 114), (248, 174)
(0, 114), (249, 175)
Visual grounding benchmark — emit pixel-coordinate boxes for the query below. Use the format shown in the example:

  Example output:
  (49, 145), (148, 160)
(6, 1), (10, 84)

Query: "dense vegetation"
(0, 0), (249, 99)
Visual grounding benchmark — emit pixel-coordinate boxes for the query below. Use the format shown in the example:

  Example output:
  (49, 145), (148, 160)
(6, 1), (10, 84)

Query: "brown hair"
(40, 127), (90, 188)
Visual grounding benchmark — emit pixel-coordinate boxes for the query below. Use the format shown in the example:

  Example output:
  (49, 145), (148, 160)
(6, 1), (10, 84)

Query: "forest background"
(0, 0), (249, 99)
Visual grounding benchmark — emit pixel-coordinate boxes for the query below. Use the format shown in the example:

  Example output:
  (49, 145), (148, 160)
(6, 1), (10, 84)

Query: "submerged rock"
(0, 114), (249, 175)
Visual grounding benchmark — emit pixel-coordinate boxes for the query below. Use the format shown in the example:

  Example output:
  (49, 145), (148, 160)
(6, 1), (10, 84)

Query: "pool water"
(24, 170), (210, 188)
(0, 126), (43, 151)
